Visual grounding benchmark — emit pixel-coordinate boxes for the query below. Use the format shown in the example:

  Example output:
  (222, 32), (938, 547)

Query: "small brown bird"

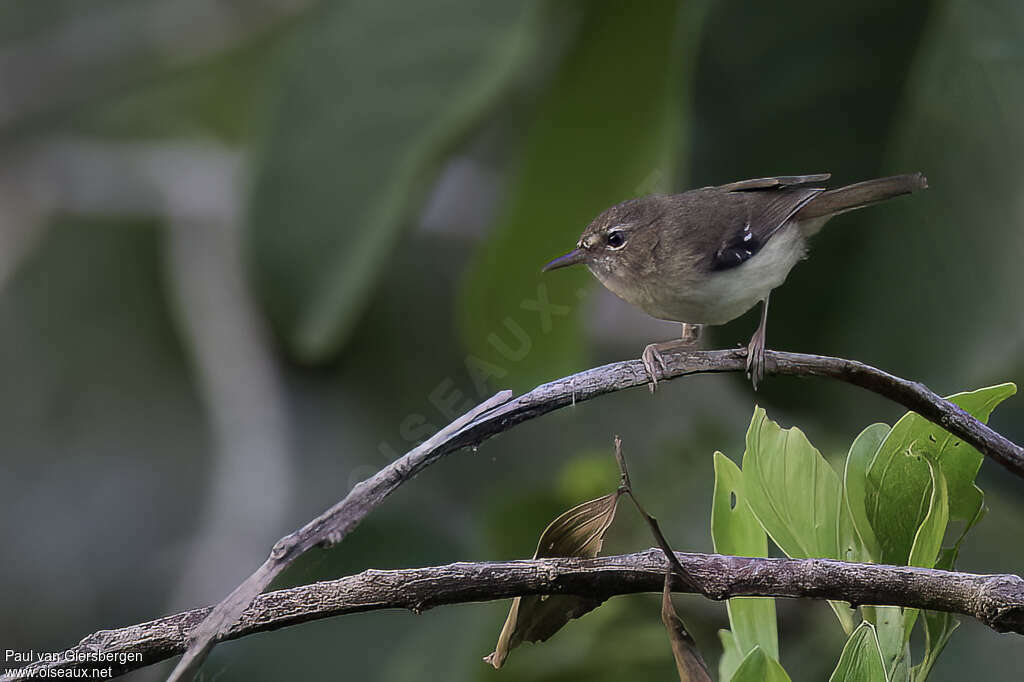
(542, 173), (927, 390)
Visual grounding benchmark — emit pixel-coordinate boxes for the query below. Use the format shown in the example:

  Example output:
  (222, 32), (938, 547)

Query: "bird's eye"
(606, 230), (626, 248)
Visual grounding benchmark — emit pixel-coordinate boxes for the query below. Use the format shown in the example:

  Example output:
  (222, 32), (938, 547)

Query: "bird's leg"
(745, 296), (770, 390)
(642, 323), (702, 392)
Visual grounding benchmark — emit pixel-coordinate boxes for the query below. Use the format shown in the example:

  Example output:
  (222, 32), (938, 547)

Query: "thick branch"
(167, 349), (1024, 680)
(8, 550), (1023, 681)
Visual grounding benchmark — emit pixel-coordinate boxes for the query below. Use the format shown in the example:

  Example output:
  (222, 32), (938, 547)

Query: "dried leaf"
(484, 491), (621, 668)
(661, 573), (713, 682)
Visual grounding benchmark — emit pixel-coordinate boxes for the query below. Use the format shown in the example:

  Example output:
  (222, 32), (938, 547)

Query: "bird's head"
(542, 198), (659, 288)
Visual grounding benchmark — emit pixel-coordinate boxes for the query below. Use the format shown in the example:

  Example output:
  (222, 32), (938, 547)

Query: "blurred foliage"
(248, 0), (545, 360)
(78, 30), (290, 143)
(459, 0), (701, 389)
(0, 0), (123, 43)
(847, 0), (1024, 388)
(0, 219), (210, 644)
(2, 0), (1024, 681)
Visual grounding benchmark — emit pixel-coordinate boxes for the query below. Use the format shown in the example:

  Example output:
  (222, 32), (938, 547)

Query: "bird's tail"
(796, 172), (928, 222)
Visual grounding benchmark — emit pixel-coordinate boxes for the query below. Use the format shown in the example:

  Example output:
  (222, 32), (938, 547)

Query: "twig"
(8, 550), (1022, 681)
(614, 435), (713, 679)
(613, 435), (702, 593)
(166, 349), (1024, 680)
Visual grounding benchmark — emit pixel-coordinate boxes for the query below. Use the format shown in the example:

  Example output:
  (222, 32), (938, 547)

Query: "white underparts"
(647, 222), (809, 325)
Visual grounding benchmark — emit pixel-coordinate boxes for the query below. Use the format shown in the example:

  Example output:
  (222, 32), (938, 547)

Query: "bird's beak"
(542, 248), (586, 272)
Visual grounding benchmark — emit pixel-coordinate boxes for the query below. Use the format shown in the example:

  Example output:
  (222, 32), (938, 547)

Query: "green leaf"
(249, 0), (545, 360)
(907, 456), (949, 569)
(863, 454), (948, 681)
(730, 646), (792, 682)
(741, 407), (855, 630)
(836, 487), (862, 567)
(718, 630), (744, 682)
(711, 452), (778, 661)
(829, 622), (887, 682)
(860, 387), (992, 678)
(862, 606), (910, 681)
(865, 384), (1014, 567)
(843, 423), (889, 563)
(912, 548), (960, 682)
(912, 612), (958, 682)
(741, 407), (841, 560)
(458, 0), (702, 389)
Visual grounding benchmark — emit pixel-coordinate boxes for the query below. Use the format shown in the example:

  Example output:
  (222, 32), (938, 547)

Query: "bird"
(542, 172), (928, 390)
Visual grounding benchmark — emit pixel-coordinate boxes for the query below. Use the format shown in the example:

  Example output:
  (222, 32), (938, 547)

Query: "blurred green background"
(2, 0), (1023, 679)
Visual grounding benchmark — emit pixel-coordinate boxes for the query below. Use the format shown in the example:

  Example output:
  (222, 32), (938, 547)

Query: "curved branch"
(168, 349), (1024, 680)
(8, 550), (1023, 681)
(449, 349), (1024, 478)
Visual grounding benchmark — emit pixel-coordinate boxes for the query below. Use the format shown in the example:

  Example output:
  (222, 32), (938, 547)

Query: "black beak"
(542, 248), (586, 272)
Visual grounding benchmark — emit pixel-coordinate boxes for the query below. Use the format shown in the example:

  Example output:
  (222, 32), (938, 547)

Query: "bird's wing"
(713, 173), (831, 192)
(709, 183), (826, 271)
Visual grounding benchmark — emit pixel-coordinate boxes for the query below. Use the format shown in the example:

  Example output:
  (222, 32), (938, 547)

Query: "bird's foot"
(641, 343), (670, 393)
(641, 325), (702, 393)
(745, 329), (766, 391)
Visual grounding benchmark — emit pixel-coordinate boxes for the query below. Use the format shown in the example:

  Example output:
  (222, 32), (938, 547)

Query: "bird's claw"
(745, 332), (766, 391)
(641, 344), (669, 393)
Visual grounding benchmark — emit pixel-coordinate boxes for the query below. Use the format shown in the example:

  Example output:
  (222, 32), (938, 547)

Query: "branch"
(167, 348), (1024, 680)
(8, 550), (1022, 681)
(165, 390), (515, 681)
(457, 349), (1024, 480)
